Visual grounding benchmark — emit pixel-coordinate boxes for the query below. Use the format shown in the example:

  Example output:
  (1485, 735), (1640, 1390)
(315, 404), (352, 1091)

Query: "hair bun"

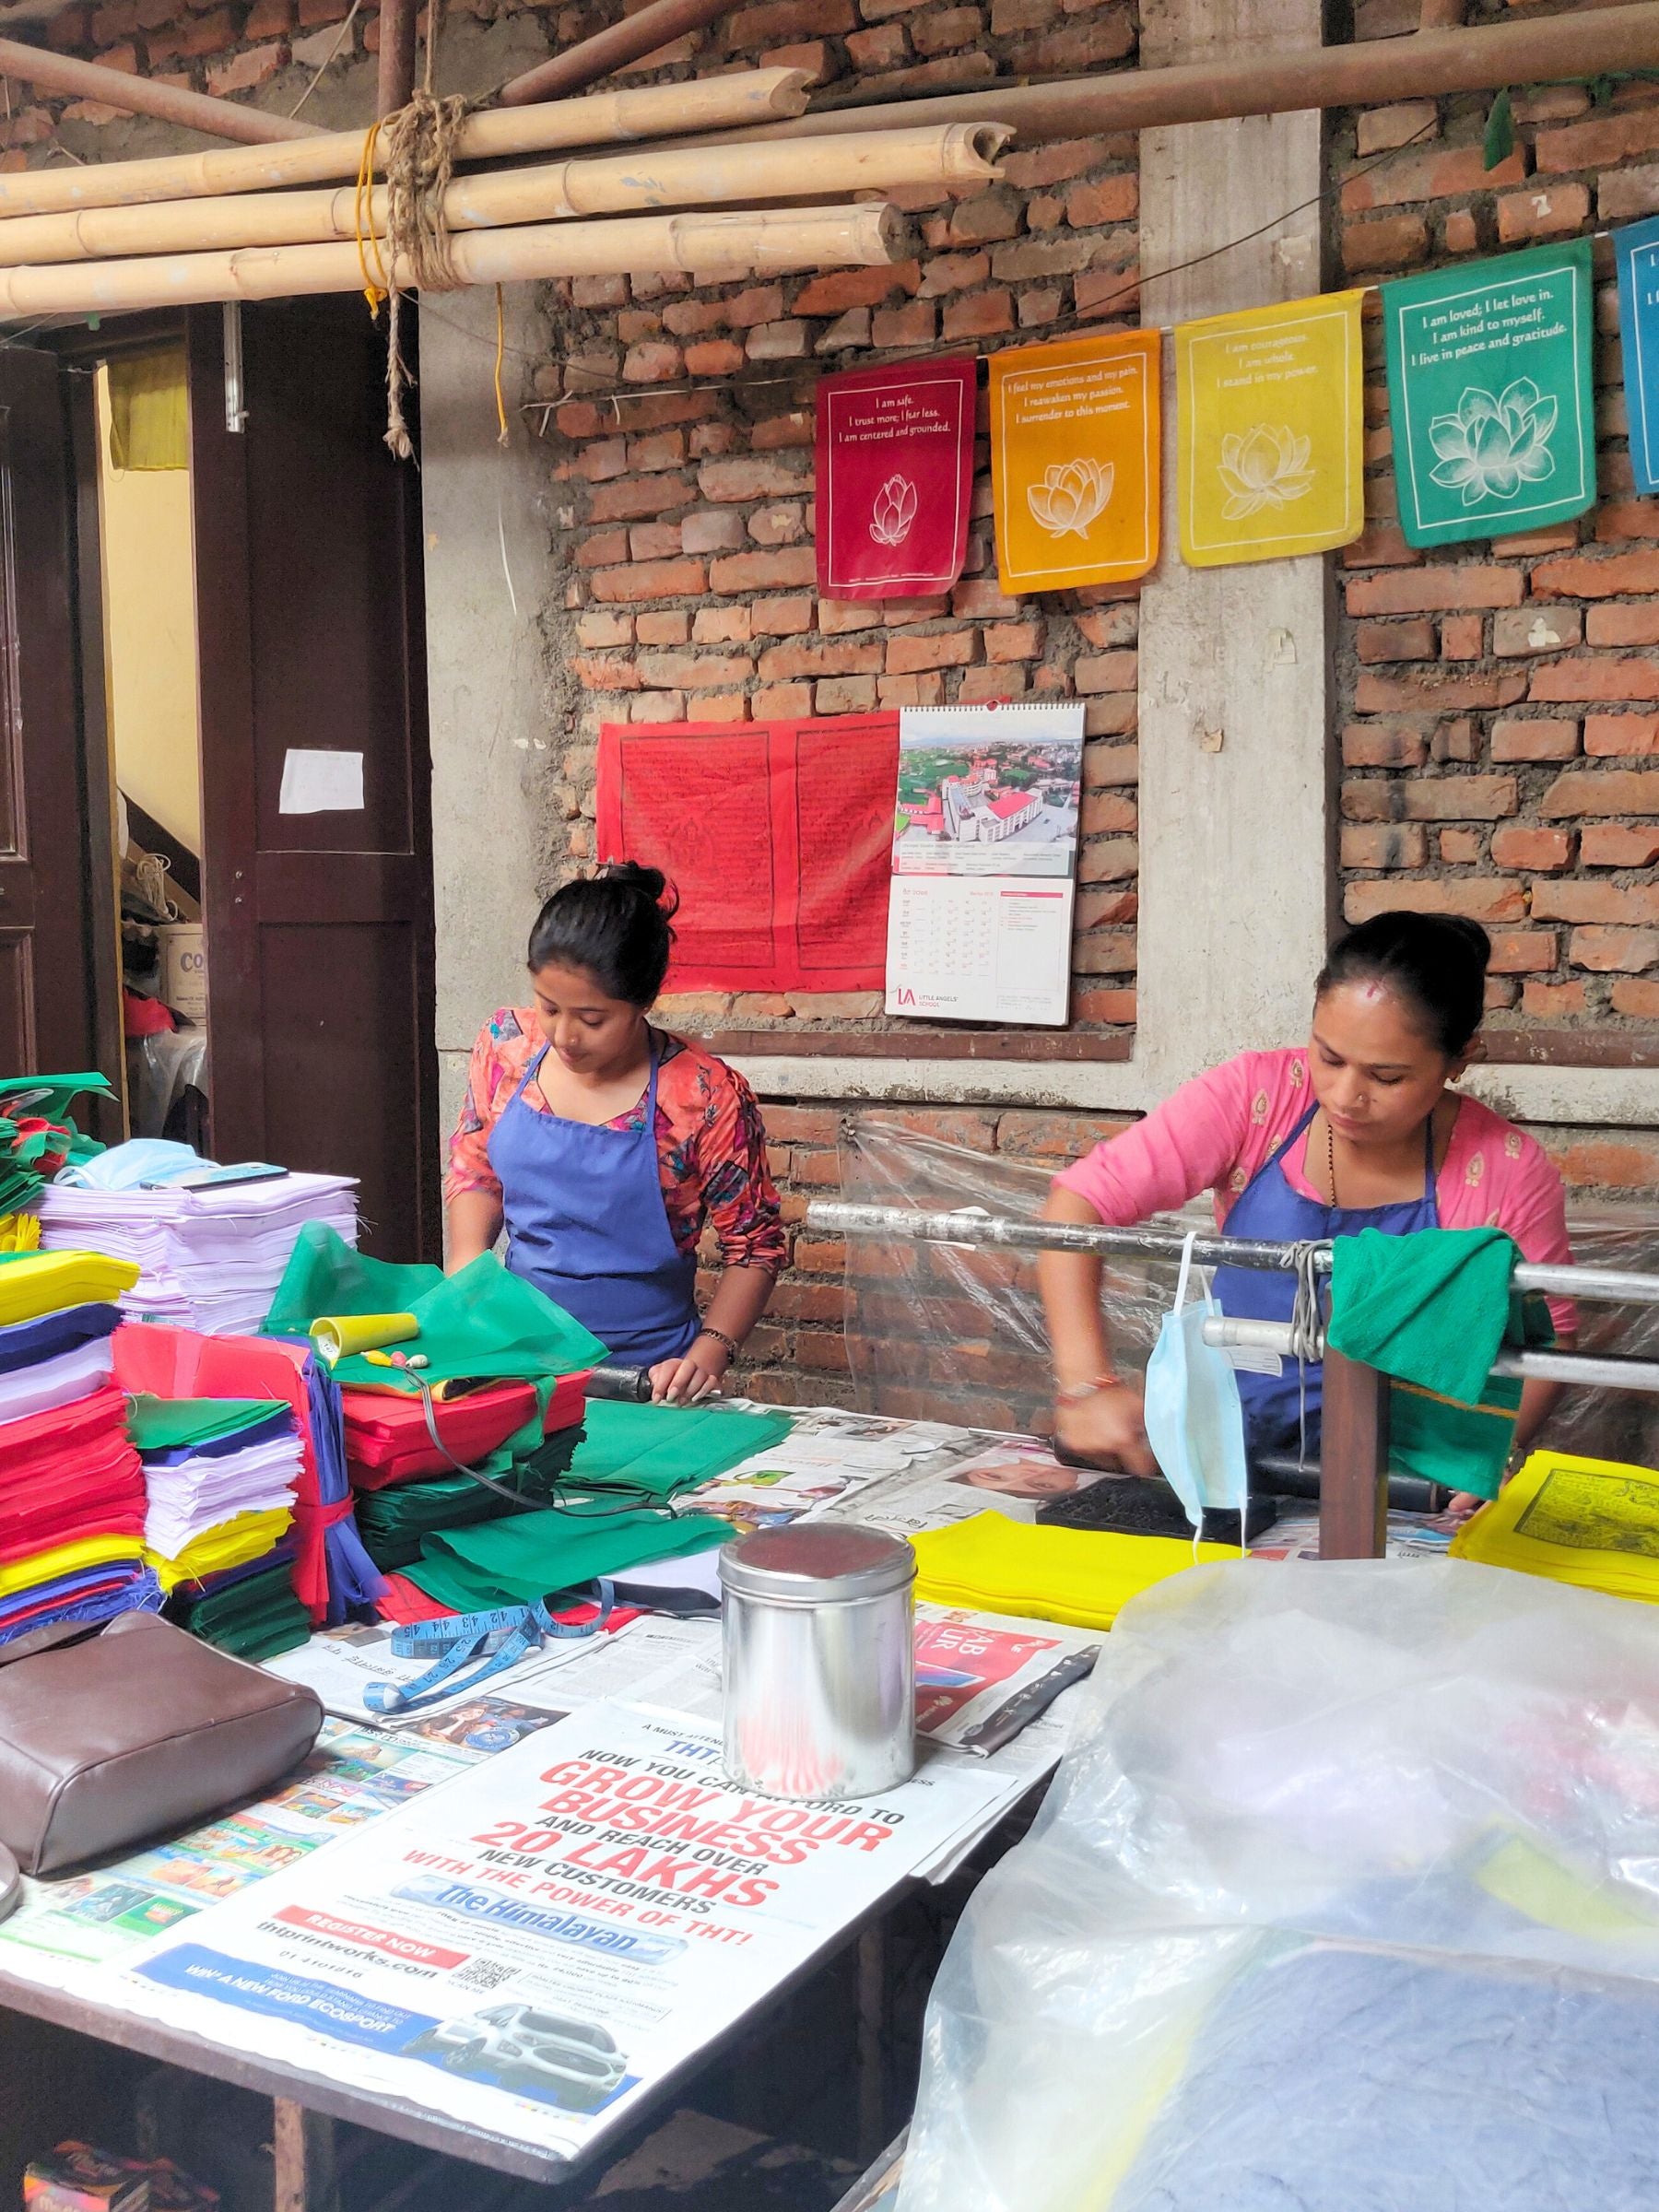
(1440, 914), (1492, 970)
(599, 860), (678, 919)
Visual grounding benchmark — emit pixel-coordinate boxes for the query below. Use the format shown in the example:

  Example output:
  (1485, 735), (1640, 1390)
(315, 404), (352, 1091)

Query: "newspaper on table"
(102, 1703), (1013, 2164)
(0, 1722), (468, 1977)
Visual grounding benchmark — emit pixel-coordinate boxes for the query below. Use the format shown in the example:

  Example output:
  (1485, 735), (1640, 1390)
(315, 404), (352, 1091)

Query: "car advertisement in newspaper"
(113, 1702), (1006, 2160)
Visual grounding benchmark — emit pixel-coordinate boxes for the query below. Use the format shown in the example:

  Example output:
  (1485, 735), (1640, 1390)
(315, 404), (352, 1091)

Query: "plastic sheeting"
(839, 1122), (1659, 1465)
(897, 1559), (1659, 2212)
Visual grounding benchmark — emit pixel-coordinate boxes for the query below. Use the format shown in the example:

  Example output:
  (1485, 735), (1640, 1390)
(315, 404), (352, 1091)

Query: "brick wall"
(1336, 73), (1659, 1034)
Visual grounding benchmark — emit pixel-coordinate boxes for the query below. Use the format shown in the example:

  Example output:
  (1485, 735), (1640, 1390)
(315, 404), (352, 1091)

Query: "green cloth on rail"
(126, 1394), (285, 1454)
(1326, 1226), (1553, 1501)
(566, 1398), (794, 1500)
(406, 1506), (730, 1613)
(264, 1225), (605, 1390)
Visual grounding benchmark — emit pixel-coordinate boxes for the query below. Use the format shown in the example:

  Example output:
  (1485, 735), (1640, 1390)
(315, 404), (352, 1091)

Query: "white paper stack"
(142, 1430), (304, 1559)
(37, 1172), (359, 1335)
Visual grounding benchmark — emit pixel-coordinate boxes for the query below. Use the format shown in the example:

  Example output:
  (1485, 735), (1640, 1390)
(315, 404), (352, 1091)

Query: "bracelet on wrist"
(1055, 1372), (1121, 1407)
(698, 1324), (740, 1364)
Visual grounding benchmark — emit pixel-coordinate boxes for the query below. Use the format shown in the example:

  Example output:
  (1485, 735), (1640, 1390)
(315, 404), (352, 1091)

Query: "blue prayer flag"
(1616, 216), (1659, 497)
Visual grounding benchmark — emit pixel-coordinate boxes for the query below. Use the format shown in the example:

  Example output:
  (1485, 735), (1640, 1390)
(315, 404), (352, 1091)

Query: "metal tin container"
(719, 1522), (916, 1801)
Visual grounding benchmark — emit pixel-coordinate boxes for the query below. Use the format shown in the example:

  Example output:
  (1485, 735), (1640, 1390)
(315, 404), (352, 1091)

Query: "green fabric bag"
(127, 1395), (287, 1453)
(1327, 1225), (1554, 1500)
(407, 1506), (729, 1612)
(264, 1224), (606, 1390)
(566, 1399), (794, 1499)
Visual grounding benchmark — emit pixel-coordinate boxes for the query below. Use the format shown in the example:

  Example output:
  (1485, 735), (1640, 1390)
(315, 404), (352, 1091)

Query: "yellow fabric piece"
(0, 1250), (138, 1325)
(0, 1534), (143, 1597)
(1477, 1834), (1659, 1945)
(910, 1512), (1239, 1632)
(1451, 1447), (1659, 1605)
(147, 1507), (293, 1593)
(989, 329), (1161, 594)
(107, 351), (189, 472)
(0, 1215), (41, 1252)
(1174, 289), (1365, 568)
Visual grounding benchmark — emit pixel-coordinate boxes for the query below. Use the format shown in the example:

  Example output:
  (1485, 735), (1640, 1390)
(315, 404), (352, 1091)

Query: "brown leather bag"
(0, 1610), (324, 1877)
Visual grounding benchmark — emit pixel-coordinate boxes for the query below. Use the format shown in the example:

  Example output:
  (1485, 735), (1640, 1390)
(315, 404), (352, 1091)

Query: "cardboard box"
(157, 924), (207, 1023)
(23, 2144), (149, 2212)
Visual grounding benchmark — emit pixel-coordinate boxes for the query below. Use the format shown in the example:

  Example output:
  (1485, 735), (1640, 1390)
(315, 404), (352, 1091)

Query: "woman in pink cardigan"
(1040, 912), (1575, 1476)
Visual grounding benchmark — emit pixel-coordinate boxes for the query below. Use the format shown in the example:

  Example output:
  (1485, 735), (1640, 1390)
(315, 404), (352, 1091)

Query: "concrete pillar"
(1134, 0), (1334, 1098)
(420, 286), (562, 1134)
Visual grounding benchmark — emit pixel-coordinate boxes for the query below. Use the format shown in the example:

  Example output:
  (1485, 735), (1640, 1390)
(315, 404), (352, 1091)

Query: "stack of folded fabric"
(39, 1161), (359, 1335)
(0, 1251), (164, 1645)
(112, 1321), (382, 1629)
(129, 1393), (310, 1659)
(0, 1069), (112, 1226)
(909, 1512), (1240, 1631)
(1452, 1448), (1659, 1605)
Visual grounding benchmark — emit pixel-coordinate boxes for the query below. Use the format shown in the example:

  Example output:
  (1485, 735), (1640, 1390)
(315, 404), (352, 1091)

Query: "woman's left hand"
(649, 1335), (732, 1405)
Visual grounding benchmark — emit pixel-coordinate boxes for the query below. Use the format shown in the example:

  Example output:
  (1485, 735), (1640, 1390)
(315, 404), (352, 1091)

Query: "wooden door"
(188, 299), (439, 1260)
(0, 347), (112, 1083)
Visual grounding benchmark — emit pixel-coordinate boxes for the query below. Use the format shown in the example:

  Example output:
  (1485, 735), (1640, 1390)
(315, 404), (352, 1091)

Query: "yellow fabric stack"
(1451, 1448), (1659, 1605)
(910, 1512), (1240, 1632)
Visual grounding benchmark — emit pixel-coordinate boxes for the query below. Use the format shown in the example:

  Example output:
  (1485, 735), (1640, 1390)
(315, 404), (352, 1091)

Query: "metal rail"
(806, 1202), (1659, 1309)
(1203, 1314), (1659, 1395)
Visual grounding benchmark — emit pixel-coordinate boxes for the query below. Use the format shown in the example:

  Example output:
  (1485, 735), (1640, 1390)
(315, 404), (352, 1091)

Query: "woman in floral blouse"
(446, 864), (783, 1404)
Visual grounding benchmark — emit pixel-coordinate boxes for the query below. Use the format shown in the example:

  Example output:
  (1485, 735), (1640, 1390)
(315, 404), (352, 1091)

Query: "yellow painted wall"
(96, 359), (202, 857)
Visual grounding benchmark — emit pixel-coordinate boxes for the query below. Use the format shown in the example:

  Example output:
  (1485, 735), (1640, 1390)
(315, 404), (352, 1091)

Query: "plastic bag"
(897, 1559), (1659, 2212)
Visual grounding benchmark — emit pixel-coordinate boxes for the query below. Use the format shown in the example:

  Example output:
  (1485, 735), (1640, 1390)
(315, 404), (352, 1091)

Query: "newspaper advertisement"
(833, 1437), (1112, 1541)
(0, 1724), (468, 1977)
(111, 1703), (1010, 2163)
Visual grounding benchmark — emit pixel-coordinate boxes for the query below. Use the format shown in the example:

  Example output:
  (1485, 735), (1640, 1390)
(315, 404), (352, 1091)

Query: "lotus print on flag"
(1027, 458), (1114, 539)
(1426, 382), (1556, 507)
(869, 475), (918, 548)
(1217, 426), (1315, 519)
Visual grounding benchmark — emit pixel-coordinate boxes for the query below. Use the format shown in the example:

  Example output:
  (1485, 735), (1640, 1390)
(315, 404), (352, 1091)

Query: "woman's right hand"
(1054, 1382), (1159, 1478)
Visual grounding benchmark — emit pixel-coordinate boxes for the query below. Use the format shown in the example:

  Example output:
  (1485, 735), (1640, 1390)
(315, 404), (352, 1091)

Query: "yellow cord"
(493, 283), (509, 447)
(354, 117), (388, 312)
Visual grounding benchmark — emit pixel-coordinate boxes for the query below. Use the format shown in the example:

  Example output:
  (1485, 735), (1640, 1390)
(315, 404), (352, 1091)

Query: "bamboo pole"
(0, 123), (1003, 264)
(661, 1), (1659, 149)
(0, 65), (812, 220)
(500, 0), (733, 108)
(0, 201), (906, 318)
(376, 0), (418, 116)
(0, 33), (317, 142)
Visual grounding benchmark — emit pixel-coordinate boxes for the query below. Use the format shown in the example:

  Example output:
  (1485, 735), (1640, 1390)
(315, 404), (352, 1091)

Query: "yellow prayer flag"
(989, 329), (1160, 594)
(1175, 291), (1365, 567)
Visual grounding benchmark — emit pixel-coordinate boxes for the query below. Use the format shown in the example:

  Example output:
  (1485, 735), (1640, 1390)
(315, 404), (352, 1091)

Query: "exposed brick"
(949, 186), (1022, 245)
(793, 263), (920, 315)
(636, 610), (689, 647)
(1530, 657), (1659, 704)
(589, 475), (692, 523)
(1075, 651), (1136, 695)
(680, 509), (747, 555)
(1533, 882), (1659, 926)
(750, 594), (814, 637)
(1532, 549), (1659, 598)
(726, 0), (854, 44)
(939, 288), (1012, 340)
(886, 630), (974, 674)
(1440, 613), (1483, 660)
(622, 342), (683, 384)
(575, 610), (632, 648)
(1490, 826), (1573, 872)
(1072, 931), (1137, 974)
(683, 340), (745, 378)
(1492, 606), (1583, 656)
(1521, 980), (1588, 1018)
(1601, 165), (1659, 225)
(1065, 173), (1138, 229)
(1356, 618), (1435, 663)
(757, 640), (882, 679)
(1342, 720), (1430, 769)
(1488, 931), (1559, 975)
(590, 557), (708, 605)
(1006, 5), (1134, 74)
(1611, 980), (1659, 1017)
(1496, 181), (1591, 243)
(1542, 770), (1659, 818)
(709, 547), (817, 594)
(697, 455), (808, 503)
(1343, 214), (1429, 273)
(1439, 829), (1482, 866)
(1535, 108), (1659, 175)
(872, 301), (935, 347)
(637, 652), (754, 690)
(750, 683), (814, 719)
(1398, 775), (1516, 821)
(1341, 823), (1428, 869)
(1490, 717), (1581, 762)
(1355, 670), (1527, 712)
(206, 41), (286, 91)
(1584, 714), (1659, 757)
(1583, 824), (1659, 868)
(877, 673), (947, 707)
(911, 2), (982, 52)
(816, 677), (879, 713)
(983, 620), (1044, 665)
(1356, 100), (1438, 157)
(1074, 988), (1136, 1024)
(1347, 566), (1524, 614)
(1431, 717), (1480, 764)
(1443, 209), (1479, 255)
(1001, 135), (1125, 190)
(1341, 144), (1525, 215)
(693, 606), (752, 645)
(1344, 878), (1526, 924)
(1569, 927), (1659, 972)
(1585, 605), (1659, 648)
(916, 249), (990, 298)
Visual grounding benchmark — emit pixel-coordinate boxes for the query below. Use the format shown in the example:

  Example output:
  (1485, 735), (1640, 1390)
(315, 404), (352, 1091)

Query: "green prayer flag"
(264, 1224), (606, 1387)
(1382, 241), (1595, 547)
(407, 1507), (729, 1612)
(566, 1399), (794, 1499)
(127, 1394), (287, 1453)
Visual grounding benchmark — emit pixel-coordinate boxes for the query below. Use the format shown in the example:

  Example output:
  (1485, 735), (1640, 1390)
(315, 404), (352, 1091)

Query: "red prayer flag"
(816, 357), (977, 600)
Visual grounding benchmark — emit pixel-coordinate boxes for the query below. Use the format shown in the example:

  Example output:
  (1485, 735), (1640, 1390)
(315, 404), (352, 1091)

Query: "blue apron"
(1210, 1100), (1440, 1456)
(485, 1039), (700, 1369)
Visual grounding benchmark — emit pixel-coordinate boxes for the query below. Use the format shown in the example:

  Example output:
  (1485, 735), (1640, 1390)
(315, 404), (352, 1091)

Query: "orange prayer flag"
(989, 329), (1161, 595)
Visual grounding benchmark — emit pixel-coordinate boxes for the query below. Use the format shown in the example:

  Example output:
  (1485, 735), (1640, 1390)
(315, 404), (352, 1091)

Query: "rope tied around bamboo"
(357, 85), (475, 457)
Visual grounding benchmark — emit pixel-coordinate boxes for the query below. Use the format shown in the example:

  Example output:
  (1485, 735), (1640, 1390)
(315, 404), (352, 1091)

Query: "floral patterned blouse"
(446, 1012), (786, 1278)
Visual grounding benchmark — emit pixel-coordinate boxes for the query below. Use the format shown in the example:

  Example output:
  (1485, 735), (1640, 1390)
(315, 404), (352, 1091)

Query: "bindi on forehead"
(1357, 981), (1387, 1005)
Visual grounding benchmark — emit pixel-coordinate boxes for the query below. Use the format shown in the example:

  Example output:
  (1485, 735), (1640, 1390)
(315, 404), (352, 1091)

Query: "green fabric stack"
(564, 1398), (794, 1499)
(126, 1395), (283, 1453)
(353, 1425), (584, 1572)
(406, 1504), (731, 1613)
(171, 1563), (311, 1661)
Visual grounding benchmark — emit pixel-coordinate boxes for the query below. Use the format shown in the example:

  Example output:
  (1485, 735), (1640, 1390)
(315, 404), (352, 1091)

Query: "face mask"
(1142, 1231), (1250, 1543)
(56, 1138), (204, 1192)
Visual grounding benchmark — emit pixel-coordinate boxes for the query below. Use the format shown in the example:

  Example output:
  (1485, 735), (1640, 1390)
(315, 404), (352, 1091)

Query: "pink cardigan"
(1053, 1048), (1577, 1335)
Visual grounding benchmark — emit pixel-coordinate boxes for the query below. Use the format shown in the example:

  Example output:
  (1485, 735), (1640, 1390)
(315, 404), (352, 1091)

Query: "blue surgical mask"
(1143, 1231), (1251, 1543)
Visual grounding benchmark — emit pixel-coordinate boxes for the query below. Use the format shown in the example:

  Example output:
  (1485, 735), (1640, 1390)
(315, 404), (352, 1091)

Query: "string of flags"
(813, 221), (1659, 600)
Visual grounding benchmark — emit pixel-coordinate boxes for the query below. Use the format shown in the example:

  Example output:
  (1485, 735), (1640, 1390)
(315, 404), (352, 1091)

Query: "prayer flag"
(1382, 240), (1595, 547)
(816, 357), (977, 599)
(1615, 217), (1659, 497)
(1175, 290), (1365, 566)
(988, 329), (1160, 593)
